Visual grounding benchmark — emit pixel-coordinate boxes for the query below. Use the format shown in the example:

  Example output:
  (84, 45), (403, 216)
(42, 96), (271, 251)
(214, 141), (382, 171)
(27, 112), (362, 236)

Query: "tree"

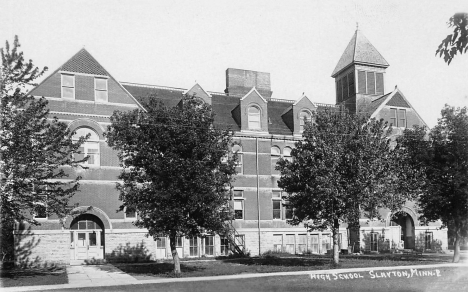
(399, 105), (468, 262)
(436, 13), (468, 65)
(106, 96), (237, 275)
(0, 36), (86, 263)
(277, 110), (422, 265)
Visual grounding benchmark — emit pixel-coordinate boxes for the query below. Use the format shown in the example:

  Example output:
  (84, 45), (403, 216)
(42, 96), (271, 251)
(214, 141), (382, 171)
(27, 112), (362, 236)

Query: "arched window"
(299, 111), (312, 133)
(73, 127), (100, 166)
(248, 106), (261, 130)
(283, 147), (293, 162)
(271, 146), (281, 175)
(232, 144), (243, 174)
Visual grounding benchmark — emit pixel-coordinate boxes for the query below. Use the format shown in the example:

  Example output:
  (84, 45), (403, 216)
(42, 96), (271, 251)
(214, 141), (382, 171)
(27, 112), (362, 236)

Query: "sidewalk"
(3, 261), (468, 292)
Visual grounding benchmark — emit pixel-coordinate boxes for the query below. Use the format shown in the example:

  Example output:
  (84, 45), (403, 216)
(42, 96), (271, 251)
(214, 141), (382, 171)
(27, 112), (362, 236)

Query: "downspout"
(256, 137), (261, 255)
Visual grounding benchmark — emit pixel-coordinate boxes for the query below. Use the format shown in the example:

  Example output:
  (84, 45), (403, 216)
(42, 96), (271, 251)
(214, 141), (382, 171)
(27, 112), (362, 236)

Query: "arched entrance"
(390, 212), (415, 249)
(70, 214), (105, 260)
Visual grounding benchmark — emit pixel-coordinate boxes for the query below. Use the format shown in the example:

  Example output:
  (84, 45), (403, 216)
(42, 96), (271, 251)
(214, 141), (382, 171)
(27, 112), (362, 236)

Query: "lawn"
(114, 253), (458, 279)
(0, 266), (68, 288)
(55, 266), (468, 292)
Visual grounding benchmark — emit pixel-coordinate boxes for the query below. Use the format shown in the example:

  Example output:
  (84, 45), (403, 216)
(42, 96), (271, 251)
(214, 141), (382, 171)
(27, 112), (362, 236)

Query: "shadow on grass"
(114, 262), (205, 277)
(0, 266), (67, 287)
(223, 256), (330, 267)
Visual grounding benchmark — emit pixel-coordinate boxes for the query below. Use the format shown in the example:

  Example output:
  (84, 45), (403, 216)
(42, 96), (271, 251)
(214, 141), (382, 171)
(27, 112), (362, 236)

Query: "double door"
(72, 231), (103, 260)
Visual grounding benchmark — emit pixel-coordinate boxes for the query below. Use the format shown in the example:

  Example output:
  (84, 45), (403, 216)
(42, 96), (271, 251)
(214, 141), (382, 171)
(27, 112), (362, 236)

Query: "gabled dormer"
(292, 94), (317, 135)
(369, 86), (427, 130)
(182, 83), (212, 105)
(238, 87), (268, 132)
(282, 93), (317, 136)
(30, 48), (142, 109)
(331, 29), (389, 114)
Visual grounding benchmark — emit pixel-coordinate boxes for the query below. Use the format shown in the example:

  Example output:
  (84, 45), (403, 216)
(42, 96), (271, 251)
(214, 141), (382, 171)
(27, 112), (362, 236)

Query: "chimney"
(225, 68), (272, 98)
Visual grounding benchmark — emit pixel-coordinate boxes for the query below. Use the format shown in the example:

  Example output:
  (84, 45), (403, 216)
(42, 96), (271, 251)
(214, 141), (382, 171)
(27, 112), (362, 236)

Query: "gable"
(183, 83), (212, 105)
(60, 49), (108, 76)
(30, 49), (142, 109)
(386, 92), (410, 108)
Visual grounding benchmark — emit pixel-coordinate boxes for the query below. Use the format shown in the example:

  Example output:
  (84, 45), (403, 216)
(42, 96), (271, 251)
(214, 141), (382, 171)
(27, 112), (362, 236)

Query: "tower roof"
(331, 30), (389, 77)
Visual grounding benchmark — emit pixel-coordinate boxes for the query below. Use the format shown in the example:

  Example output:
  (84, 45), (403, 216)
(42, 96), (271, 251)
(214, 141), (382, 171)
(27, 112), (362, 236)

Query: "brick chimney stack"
(225, 68), (272, 98)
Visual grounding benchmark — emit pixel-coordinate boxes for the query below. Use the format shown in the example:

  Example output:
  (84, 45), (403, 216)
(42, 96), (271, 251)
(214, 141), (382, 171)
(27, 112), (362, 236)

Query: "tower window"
(358, 71), (384, 95)
(366, 72), (376, 95)
(348, 72), (355, 96)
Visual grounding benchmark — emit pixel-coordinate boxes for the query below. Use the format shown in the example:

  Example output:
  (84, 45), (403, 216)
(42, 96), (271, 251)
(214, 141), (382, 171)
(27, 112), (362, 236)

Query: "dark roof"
(268, 101), (293, 135)
(212, 94), (241, 131)
(366, 93), (391, 115)
(60, 49), (109, 76)
(332, 30), (389, 77)
(386, 92), (410, 108)
(122, 83), (298, 135)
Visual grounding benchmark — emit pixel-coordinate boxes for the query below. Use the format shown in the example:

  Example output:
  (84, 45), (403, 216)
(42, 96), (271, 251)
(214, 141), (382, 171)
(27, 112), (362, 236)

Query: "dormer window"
(95, 78), (108, 102)
(61, 74), (75, 99)
(248, 106), (261, 130)
(299, 111), (312, 133)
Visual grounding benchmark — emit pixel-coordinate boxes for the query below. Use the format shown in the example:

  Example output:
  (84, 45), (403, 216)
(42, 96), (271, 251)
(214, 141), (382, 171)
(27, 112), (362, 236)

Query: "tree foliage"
(106, 96), (237, 275)
(277, 110), (422, 264)
(0, 36), (86, 261)
(436, 13), (468, 65)
(399, 105), (468, 262)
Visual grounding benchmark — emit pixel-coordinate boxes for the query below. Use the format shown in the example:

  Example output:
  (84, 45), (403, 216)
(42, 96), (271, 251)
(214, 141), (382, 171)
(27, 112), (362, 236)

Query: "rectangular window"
(272, 191), (282, 219)
(220, 237), (229, 255)
(390, 108), (397, 126)
(235, 153), (243, 174)
(425, 232), (433, 250)
(233, 190), (244, 220)
(175, 237), (183, 248)
(95, 78), (108, 102)
(398, 109), (406, 128)
(189, 237), (198, 256)
(157, 237), (166, 249)
(204, 236), (214, 256)
(367, 71), (376, 95)
(285, 234), (295, 254)
(348, 72), (355, 96)
(235, 234), (245, 251)
(34, 195), (47, 219)
(297, 234), (307, 254)
(370, 232), (378, 252)
(284, 201), (293, 220)
(310, 234), (319, 253)
(125, 207), (136, 219)
(358, 71), (366, 94)
(321, 234), (331, 253)
(376, 73), (384, 94)
(272, 200), (281, 219)
(61, 74), (75, 99)
(273, 234), (283, 252)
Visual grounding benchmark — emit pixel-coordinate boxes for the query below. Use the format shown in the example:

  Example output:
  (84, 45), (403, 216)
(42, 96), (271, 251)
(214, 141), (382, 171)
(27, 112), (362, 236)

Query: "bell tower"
(331, 29), (389, 114)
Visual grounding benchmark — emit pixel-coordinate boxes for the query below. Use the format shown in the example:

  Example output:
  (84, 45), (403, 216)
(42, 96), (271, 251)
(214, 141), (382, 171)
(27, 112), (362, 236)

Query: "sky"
(1, 0), (467, 128)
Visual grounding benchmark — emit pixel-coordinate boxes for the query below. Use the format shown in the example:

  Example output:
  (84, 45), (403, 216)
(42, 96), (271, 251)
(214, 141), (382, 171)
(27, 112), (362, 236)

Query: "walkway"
(66, 264), (138, 286)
